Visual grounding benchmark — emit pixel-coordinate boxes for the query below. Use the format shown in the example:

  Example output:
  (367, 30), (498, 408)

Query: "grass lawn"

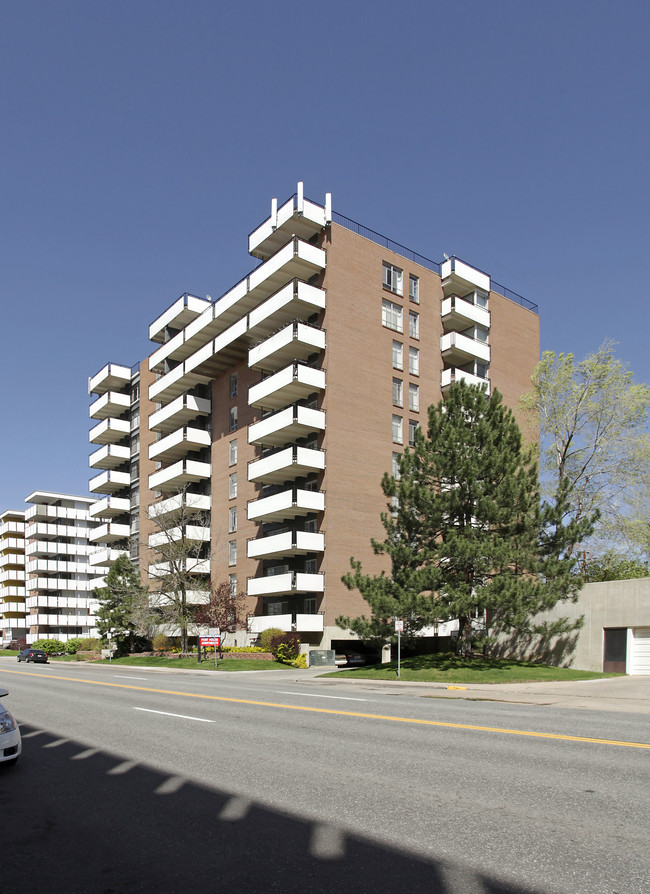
(72, 654), (291, 672)
(325, 653), (619, 684)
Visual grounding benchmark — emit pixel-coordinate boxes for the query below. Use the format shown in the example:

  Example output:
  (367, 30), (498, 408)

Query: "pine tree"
(338, 382), (592, 652)
(95, 554), (153, 652)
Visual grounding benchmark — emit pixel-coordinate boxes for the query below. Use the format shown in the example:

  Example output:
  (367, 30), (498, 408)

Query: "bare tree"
(146, 487), (211, 652)
(195, 581), (248, 658)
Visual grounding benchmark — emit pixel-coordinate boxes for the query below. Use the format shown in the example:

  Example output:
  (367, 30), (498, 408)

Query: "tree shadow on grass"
(0, 723), (545, 894)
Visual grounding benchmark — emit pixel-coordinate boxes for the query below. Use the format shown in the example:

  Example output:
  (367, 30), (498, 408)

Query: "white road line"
(133, 707), (215, 723)
(114, 675), (148, 680)
(275, 690), (368, 702)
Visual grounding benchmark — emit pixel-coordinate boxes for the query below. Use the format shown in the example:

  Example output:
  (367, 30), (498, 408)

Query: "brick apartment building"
(87, 184), (539, 651)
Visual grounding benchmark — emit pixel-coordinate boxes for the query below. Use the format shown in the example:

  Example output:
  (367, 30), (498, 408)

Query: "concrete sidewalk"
(311, 672), (650, 714)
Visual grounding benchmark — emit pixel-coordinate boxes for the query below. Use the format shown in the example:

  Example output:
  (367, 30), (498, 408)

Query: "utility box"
(309, 649), (336, 667)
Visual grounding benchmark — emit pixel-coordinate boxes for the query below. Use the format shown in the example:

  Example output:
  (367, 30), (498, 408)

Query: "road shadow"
(0, 723), (544, 894)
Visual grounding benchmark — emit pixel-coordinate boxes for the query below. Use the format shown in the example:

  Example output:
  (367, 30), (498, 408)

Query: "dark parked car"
(17, 648), (48, 664)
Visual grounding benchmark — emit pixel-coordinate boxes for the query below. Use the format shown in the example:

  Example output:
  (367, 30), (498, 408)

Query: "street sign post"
(200, 635), (221, 668)
(394, 619), (404, 678)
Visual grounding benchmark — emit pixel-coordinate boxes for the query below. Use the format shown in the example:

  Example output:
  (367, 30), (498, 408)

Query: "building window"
(229, 373), (238, 398)
(228, 540), (237, 566)
(228, 506), (237, 533)
(382, 262), (403, 296)
(409, 274), (419, 303)
(229, 439), (237, 466)
(304, 518), (318, 533)
(476, 361), (489, 380)
(131, 382), (140, 402)
(304, 596), (317, 613)
(409, 383), (419, 412)
(229, 573), (237, 596)
(475, 325), (489, 343)
(392, 340), (403, 370)
(229, 473), (237, 499)
(382, 299), (403, 333)
(392, 451), (401, 480)
(229, 406), (238, 432)
(409, 310), (419, 339)
(408, 419), (419, 446)
(305, 558), (317, 574)
(392, 378), (403, 407)
(409, 346), (419, 376)
(392, 415), (403, 444)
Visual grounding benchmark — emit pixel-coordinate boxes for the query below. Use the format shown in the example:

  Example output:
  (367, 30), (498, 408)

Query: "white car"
(0, 688), (21, 765)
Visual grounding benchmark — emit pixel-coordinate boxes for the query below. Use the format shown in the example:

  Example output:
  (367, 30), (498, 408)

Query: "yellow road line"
(5, 668), (650, 750)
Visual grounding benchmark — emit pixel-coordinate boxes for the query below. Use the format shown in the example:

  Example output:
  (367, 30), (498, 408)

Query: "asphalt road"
(1, 660), (649, 894)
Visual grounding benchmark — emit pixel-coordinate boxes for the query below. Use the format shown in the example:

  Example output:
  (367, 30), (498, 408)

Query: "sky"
(1, 0), (649, 511)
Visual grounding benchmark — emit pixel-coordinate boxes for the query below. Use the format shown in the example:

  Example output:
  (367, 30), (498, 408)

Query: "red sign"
(200, 636), (220, 647)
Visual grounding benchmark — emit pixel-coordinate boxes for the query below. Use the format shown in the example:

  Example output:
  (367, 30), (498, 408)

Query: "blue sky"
(1, 0), (648, 511)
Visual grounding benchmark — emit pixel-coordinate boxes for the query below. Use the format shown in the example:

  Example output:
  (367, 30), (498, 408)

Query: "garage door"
(630, 628), (650, 675)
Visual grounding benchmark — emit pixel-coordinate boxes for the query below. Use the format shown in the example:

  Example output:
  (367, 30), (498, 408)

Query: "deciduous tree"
(194, 581), (247, 657)
(146, 489), (211, 652)
(522, 341), (650, 558)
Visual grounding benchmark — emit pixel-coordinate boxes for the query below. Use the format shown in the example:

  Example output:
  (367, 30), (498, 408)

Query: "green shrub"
(33, 639), (66, 655)
(291, 653), (308, 669)
(270, 632), (301, 664)
(80, 637), (101, 652)
(152, 633), (171, 653)
(65, 638), (84, 655)
(258, 627), (285, 652)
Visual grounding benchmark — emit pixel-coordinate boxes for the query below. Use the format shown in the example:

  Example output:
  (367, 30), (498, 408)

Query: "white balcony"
(26, 558), (92, 575)
(440, 331), (490, 365)
(0, 538), (24, 553)
(248, 363), (325, 411)
(441, 368), (491, 395)
(247, 531), (324, 560)
(441, 257), (491, 297)
(296, 613), (324, 632)
(89, 469), (131, 495)
(0, 555), (25, 572)
(25, 522), (91, 541)
(88, 363), (132, 396)
(248, 406), (325, 447)
(0, 602), (25, 615)
(247, 280), (326, 338)
(149, 293), (212, 345)
(89, 417), (131, 445)
(89, 522), (130, 544)
(26, 578), (92, 592)
(26, 594), (98, 611)
(149, 426), (211, 463)
(25, 504), (90, 523)
(89, 390), (130, 420)
(249, 186), (330, 260)
(0, 521), (25, 537)
(249, 322), (325, 371)
(0, 570), (25, 584)
(148, 559), (210, 578)
(25, 540), (90, 558)
(148, 361), (211, 405)
(441, 296), (490, 331)
(248, 445), (325, 485)
(148, 459), (211, 493)
(29, 613), (95, 628)
(148, 493), (211, 522)
(178, 317), (248, 381)
(247, 572), (324, 598)
(247, 487), (324, 522)
(148, 525), (211, 549)
(89, 444), (131, 471)
(0, 587), (25, 599)
(149, 394), (211, 433)
(89, 496), (131, 520)
(248, 613), (292, 634)
(88, 547), (128, 567)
